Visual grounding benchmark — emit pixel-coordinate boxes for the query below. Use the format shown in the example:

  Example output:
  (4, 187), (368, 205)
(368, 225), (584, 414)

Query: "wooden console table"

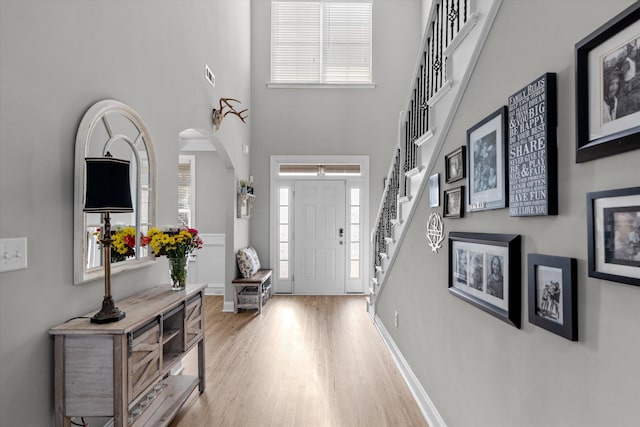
(49, 284), (206, 427)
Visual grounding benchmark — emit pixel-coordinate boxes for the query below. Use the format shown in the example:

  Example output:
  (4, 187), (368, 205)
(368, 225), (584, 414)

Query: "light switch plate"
(0, 237), (28, 272)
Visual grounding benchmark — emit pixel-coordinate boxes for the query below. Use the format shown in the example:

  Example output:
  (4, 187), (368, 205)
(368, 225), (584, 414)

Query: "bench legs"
(232, 282), (264, 313)
(233, 285), (239, 314)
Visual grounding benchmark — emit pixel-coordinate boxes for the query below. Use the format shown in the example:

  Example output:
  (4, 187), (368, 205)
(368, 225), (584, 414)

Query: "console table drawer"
(185, 294), (203, 350)
(129, 320), (161, 402)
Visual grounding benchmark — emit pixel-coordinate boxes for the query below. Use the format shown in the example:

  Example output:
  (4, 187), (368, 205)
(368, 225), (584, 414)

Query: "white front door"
(294, 180), (346, 295)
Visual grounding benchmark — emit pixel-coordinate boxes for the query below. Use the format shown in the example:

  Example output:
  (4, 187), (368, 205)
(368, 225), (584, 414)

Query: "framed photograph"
(528, 254), (578, 341)
(466, 106), (508, 212)
(449, 232), (521, 327)
(443, 186), (464, 218)
(587, 186), (640, 286)
(445, 146), (466, 183)
(576, 2), (640, 162)
(429, 173), (440, 207)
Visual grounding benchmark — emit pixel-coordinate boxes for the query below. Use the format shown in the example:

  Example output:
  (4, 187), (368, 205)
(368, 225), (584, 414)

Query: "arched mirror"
(74, 100), (157, 285)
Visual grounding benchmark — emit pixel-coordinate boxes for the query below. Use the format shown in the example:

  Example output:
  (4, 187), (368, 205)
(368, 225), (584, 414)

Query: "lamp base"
(91, 295), (126, 324)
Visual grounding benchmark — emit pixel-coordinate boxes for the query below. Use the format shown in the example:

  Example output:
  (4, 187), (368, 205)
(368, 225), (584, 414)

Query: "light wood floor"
(170, 295), (428, 427)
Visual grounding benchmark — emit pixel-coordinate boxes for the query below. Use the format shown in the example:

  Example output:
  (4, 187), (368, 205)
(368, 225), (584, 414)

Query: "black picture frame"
(445, 146), (466, 183)
(443, 186), (464, 218)
(429, 173), (440, 208)
(466, 106), (509, 212)
(575, 2), (640, 163)
(507, 73), (558, 216)
(587, 186), (640, 286)
(528, 254), (578, 341)
(448, 232), (521, 327)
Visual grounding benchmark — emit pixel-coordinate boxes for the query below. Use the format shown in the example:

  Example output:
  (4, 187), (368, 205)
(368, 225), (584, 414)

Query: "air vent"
(204, 64), (215, 88)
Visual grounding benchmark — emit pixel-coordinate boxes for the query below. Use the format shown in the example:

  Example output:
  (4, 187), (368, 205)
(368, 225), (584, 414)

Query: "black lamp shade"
(84, 157), (134, 213)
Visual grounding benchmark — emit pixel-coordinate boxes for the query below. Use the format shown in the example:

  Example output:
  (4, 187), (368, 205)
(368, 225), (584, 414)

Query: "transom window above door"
(278, 163), (361, 176)
(269, 0), (373, 87)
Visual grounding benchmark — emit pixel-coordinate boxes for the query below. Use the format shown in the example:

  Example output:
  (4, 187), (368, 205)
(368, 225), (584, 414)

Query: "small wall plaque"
(426, 213), (444, 253)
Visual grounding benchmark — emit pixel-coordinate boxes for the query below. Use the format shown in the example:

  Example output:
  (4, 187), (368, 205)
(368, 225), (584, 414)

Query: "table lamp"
(84, 154), (133, 323)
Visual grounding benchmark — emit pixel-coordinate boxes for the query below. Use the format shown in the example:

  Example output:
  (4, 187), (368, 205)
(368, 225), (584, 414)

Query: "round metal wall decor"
(426, 212), (444, 253)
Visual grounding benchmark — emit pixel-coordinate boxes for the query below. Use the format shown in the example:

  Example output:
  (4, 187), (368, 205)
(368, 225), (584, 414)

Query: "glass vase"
(168, 255), (188, 291)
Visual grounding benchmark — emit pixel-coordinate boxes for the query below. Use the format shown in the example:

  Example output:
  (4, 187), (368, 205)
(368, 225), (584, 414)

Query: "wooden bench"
(232, 269), (273, 313)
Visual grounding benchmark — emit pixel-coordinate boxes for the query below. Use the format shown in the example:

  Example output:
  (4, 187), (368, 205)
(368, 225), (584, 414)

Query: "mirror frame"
(74, 99), (157, 285)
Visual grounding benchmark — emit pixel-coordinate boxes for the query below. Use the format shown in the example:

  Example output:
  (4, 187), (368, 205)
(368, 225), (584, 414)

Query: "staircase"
(368, 0), (503, 318)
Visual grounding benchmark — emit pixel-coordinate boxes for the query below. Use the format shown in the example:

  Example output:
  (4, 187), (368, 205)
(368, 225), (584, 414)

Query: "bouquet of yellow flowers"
(147, 226), (203, 290)
(147, 226), (203, 258)
(94, 225), (142, 263)
(111, 226), (137, 262)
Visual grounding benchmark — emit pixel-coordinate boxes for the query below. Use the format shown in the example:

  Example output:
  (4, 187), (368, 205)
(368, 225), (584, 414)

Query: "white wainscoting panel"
(188, 233), (225, 295)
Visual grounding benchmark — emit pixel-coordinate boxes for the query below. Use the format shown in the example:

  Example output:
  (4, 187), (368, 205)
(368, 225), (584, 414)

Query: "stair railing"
(370, 0), (473, 309)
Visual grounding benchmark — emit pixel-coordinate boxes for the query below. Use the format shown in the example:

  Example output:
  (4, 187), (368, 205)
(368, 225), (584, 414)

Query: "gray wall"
(0, 1), (250, 425)
(187, 149), (241, 298)
(377, 1), (640, 426)
(249, 0), (423, 260)
(184, 150), (229, 234)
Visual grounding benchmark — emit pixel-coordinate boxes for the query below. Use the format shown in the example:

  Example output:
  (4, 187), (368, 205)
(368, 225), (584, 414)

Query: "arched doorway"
(179, 128), (236, 306)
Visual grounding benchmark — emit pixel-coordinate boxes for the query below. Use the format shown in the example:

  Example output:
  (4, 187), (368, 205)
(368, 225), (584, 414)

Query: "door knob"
(339, 227), (344, 237)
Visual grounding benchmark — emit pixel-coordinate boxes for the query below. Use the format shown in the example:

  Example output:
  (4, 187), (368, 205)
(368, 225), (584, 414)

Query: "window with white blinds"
(178, 155), (195, 227)
(270, 1), (372, 85)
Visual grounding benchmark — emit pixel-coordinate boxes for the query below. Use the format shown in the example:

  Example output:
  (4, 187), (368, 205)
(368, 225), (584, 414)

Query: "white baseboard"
(223, 301), (235, 312)
(374, 315), (447, 427)
(204, 285), (225, 296)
